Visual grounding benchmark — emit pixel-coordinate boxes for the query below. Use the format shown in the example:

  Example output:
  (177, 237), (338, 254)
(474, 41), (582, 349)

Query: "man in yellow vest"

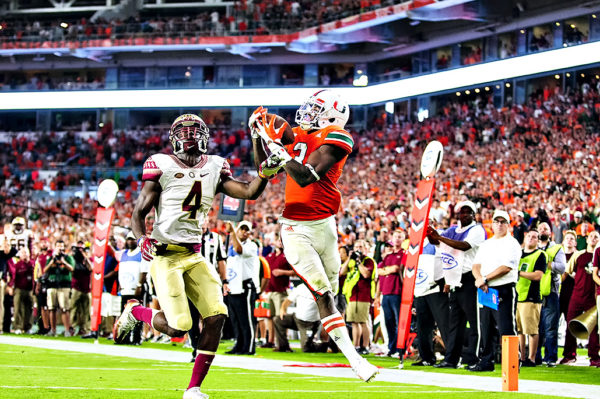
(342, 240), (376, 355)
(535, 222), (566, 367)
(516, 229), (547, 367)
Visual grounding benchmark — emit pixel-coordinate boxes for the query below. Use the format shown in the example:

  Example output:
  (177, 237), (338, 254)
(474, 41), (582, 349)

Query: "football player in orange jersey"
(251, 89), (379, 382)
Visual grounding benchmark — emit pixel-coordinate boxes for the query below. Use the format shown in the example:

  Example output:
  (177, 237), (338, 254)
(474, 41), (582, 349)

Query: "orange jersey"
(282, 125), (354, 221)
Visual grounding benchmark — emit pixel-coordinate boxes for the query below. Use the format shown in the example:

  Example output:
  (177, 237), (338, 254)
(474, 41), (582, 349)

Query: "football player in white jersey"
(113, 114), (269, 399)
(6, 217), (33, 253)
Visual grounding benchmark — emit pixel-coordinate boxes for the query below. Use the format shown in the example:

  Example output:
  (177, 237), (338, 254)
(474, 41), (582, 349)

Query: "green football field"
(0, 337), (596, 399)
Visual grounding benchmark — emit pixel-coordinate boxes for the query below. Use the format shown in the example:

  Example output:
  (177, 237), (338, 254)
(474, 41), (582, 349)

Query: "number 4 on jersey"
(182, 181), (202, 219)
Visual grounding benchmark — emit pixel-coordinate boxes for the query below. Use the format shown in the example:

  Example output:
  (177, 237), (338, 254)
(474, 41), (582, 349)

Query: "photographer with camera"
(342, 240), (376, 355)
(70, 240), (92, 336)
(33, 238), (52, 335)
(45, 240), (75, 337)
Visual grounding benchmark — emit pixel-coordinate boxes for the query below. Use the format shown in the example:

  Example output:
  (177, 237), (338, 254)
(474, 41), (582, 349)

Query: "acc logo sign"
(416, 269), (429, 286)
(227, 269), (238, 281)
(440, 252), (459, 270)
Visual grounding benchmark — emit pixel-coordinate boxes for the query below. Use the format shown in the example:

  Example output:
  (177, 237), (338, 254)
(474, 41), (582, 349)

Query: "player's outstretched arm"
(284, 144), (346, 188)
(131, 180), (161, 239)
(218, 175), (269, 200)
(252, 136), (269, 171)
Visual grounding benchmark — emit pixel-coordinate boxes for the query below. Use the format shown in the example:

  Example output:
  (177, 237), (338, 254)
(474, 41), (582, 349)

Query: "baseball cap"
(574, 211), (583, 218)
(492, 210), (510, 223)
(516, 211), (524, 218)
(126, 231), (136, 240)
(454, 200), (477, 214)
(238, 221), (253, 231)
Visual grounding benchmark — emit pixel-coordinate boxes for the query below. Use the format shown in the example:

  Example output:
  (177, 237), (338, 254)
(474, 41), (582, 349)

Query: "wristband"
(258, 170), (270, 180)
(306, 163), (320, 181)
(222, 279), (229, 284)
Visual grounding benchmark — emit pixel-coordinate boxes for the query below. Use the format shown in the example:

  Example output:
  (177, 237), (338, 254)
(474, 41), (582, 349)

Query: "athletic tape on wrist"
(306, 163), (320, 181)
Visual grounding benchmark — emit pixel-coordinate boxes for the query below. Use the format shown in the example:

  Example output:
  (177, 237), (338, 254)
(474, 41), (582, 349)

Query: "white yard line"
(1, 336), (597, 398)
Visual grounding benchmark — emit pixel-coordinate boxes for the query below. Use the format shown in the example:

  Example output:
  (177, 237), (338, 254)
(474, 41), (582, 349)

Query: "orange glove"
(263, 114), (290, 143)
(248, 106), (268, 138)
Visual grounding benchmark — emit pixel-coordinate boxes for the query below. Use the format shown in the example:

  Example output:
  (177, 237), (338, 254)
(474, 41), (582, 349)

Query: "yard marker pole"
(90, 179), (118, 343)
(397, 141), (443, 368)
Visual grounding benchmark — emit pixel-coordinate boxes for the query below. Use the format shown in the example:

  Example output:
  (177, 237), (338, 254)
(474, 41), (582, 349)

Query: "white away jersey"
(142, 154), (232, 244)
(6, 229), (33, 251)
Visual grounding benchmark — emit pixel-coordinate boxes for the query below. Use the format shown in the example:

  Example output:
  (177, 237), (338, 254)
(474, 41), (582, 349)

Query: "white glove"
(266, 140), (292, 163)
(249, 106), (267, 139)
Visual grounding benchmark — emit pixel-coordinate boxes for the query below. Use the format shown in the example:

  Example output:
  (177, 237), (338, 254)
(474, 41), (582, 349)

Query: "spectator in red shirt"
(34, 238), (52, 335)
(7, 247), (34, 334)
(375, 229), (405, 356)
(561, 231), (600, 366)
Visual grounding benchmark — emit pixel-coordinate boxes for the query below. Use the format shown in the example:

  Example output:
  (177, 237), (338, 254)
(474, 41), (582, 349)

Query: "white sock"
(322, 312), (361, 365)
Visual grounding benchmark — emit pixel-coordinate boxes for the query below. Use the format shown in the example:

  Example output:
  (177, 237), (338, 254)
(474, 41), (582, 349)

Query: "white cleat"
(183, 387), (209, 399)
(112, 299), (140, 344)
(352, 358), (379, 382)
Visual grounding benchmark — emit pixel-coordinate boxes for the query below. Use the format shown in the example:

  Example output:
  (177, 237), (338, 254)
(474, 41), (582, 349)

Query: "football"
(264, 113), (295, 145)
(420, 140), (444, 179)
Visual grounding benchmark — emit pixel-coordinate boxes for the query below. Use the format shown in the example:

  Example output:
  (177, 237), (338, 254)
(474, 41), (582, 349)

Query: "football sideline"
(0, 336), (597, 399)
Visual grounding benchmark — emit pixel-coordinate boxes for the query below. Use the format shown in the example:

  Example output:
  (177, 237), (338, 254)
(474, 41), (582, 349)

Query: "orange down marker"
(502, 336), (519, 391)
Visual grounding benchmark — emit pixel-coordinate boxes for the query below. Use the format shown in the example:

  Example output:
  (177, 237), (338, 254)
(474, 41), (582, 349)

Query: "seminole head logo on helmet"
(169, 114), (210, 155)
(295, 89), (350, 131)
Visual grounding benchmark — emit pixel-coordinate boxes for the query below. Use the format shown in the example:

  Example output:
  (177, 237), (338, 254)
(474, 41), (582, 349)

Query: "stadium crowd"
(0, 0), (399, 42)
(1, 81), (600, 368)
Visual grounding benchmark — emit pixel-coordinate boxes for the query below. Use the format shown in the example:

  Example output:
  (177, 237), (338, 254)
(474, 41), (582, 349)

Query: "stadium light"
(3, 40), (600, 110)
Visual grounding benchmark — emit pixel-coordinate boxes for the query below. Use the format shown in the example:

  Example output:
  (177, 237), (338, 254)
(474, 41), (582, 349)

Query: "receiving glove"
(137, 235), (157, 262)
(266, 140), (292, 163)
(259, 153), (286, 179)
(263, 114), (289, 143)
(248, 106), (268, 139)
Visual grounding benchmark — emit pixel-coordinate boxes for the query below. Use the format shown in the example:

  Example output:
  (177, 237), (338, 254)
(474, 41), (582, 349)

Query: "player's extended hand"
(248, 106), (268, 139)
(266, 140), (292, 164)
(225, 221), (235, 234)
(259, 153), (286, 179)
(264, 114), (289, 143)
(137, 235), (157, 262)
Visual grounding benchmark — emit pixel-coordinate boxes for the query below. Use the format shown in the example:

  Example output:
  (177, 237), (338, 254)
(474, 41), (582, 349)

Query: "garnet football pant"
(150, 246), (227, 331)
(280, 216), (341, 297)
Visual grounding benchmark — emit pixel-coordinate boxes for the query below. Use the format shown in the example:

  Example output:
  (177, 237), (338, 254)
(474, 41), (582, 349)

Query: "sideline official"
(428, 201), (486, 368)
(470, 210), (521, 372)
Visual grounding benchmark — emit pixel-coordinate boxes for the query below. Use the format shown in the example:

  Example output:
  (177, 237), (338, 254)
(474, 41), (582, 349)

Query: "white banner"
(439, 242), (464, 287)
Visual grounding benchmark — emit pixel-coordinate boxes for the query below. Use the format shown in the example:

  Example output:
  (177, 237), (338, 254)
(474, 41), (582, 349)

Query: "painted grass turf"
(11, 334), (599, 385)
(0, 342), (581, 399)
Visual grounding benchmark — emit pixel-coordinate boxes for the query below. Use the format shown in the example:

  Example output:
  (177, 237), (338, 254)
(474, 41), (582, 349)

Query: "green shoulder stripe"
(326, 132), (354, 147)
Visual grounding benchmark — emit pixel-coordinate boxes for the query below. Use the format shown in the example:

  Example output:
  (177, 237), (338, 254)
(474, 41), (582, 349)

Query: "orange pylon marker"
(502, 336), (519, 391)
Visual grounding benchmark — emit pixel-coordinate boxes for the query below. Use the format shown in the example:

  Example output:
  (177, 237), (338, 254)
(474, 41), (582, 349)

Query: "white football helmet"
(169, 114), (210, 155)
(295, 89), (350, 131)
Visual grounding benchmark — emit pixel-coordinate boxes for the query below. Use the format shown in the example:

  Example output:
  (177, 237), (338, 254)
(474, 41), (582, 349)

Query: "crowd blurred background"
(1, 78), (600, 366)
